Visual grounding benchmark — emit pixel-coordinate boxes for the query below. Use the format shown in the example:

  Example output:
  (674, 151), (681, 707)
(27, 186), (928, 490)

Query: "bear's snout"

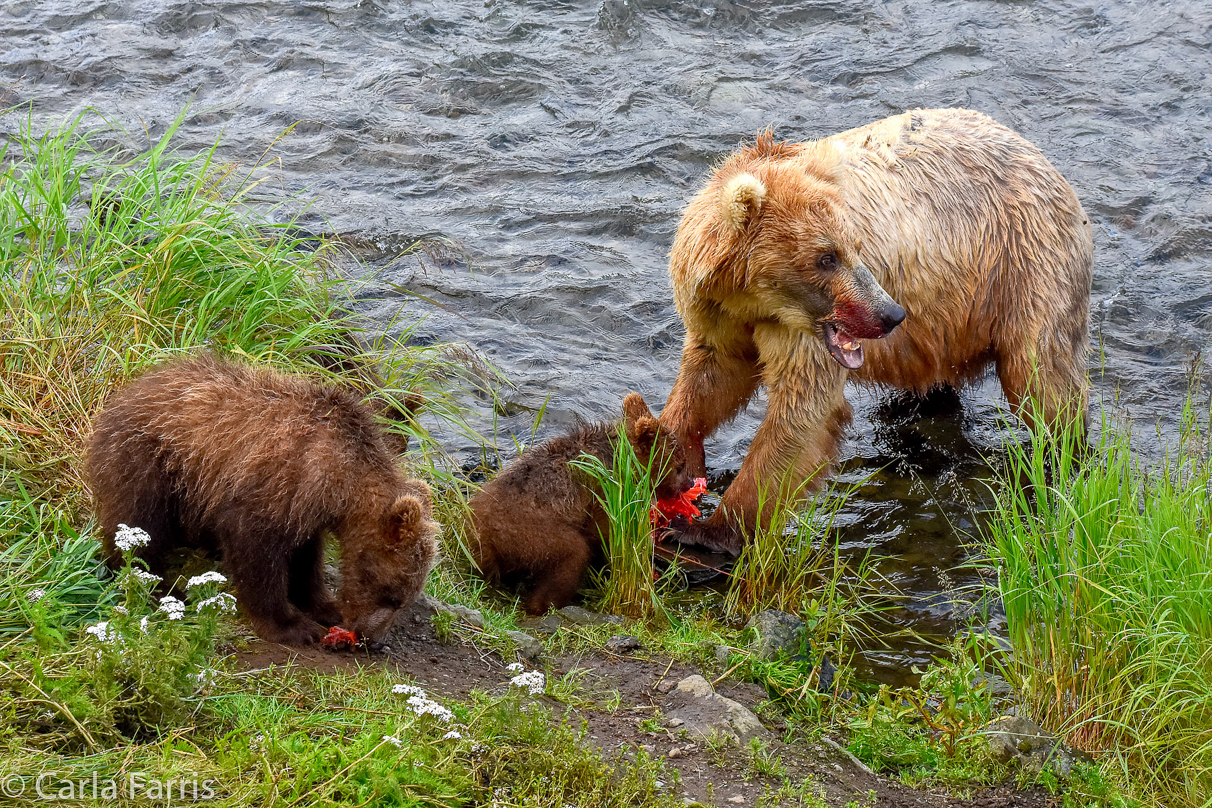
(880, 301), (907, 334)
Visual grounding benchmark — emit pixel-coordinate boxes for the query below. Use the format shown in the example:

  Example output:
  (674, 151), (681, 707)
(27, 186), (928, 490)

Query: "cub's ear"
(719, 172), (766, 231)
(627, 416), (660, 452)
(621, 392), (653, 426)
(387, 495), (424, 540)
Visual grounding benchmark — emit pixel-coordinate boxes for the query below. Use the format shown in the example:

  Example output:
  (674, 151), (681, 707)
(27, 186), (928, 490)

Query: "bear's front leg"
(660, 326), (761, 477)
(674, 325), (851, 554)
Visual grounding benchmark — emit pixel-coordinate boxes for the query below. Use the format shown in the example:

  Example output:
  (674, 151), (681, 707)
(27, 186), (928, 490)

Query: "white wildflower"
(196, 593), (237, 613)
(187, 571), (228, 589)
(125, 568), (162, 585)
(505, 662), (524, 673)
(190, 669), (215, 690)
(441, 730), (463, 740)
(406, 695), (454, 723)
(114, 524), (151, 551)
(381, 735), (403, 748)
(509, 671), (545, 696)
(27, 588), (46, 603)
(139, 616), (150, 633)
(113, 605), (128, 615)
(85, 621), (119, 643)
(392, 683), (425, 697)
(158, 595), (185, 620)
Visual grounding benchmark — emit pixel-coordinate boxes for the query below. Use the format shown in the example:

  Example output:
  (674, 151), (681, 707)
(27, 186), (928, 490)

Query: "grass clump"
(570, 424), (671, 621)
(0, 110), (443, 508)
(987, 403), (1212, 805)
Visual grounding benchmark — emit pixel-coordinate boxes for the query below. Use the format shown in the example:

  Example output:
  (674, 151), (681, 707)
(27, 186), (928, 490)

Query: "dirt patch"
(230, 604), (1056, 808)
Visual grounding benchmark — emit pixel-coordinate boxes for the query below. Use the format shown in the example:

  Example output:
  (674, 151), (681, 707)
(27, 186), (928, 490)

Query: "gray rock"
(505, 630), (544, 662)
(605, 635), (642, 654)
(714, 644), (733, 666)
(663, 675), (767, 745)
(531, 615), (562, 635)
(558, 605), (625, 626)
(984, 715), (1088, 777)
(414, 594), (486, 629)
(743, 609), (805, 661)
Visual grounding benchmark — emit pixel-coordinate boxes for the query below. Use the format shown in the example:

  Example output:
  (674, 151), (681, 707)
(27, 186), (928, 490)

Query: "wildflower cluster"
(507, 665), (546, 696)
(391, 682), (463, 734)
(113, 524), (152, 552)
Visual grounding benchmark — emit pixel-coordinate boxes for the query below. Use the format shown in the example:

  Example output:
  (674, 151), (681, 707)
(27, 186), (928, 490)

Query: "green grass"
(570, 424), (672, 621)
(987, 403), (1212, 806)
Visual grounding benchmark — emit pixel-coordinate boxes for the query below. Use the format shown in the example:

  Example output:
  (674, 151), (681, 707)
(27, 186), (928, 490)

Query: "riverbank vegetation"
(987, 405), (1212, 806)
(0, 113), (1171, 806)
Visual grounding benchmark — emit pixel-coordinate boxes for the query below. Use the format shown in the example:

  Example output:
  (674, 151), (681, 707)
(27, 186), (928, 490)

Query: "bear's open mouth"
(822, 322), (864, 370)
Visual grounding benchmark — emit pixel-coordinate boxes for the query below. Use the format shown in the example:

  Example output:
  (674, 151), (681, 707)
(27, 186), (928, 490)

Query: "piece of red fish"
(650, 477), (708, 536)
(321, 625), (359, 651)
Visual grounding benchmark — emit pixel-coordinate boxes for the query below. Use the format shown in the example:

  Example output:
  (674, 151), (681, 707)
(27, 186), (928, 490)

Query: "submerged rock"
(663, 675), (767, 745)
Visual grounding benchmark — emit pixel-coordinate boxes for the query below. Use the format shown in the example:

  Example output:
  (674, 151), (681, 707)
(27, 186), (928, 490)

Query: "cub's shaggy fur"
(86, 356), (438, 646)
(469, 394), (694, 615)
(662, 108), (1093, 552)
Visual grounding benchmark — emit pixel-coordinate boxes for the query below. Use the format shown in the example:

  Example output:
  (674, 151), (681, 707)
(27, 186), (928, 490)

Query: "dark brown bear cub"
(85, 355), (438, 646)
(469, 393), (694, 615)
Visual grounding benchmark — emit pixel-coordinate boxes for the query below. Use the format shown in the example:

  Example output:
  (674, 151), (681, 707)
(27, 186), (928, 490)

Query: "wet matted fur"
(662, 108), (1093, 552)
(85, 355), (438, 645)
(468, 393), (694, 615)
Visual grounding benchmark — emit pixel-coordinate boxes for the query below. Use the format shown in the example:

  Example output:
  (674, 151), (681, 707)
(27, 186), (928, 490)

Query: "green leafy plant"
(571, 424), (674, 621)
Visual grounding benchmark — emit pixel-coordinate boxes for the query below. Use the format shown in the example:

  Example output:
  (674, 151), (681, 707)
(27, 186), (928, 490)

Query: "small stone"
(714, 644), (732, 665)
(727, 796), (745, 804)
(558, 605), (624, 626)
(605, 634), (642, 654)
(743, 609), (805, 661)
(533, 615), (562, 634)
(445, 604), (486, 629)
(664, 675), (767, 745)
(655, 679), (677, 695)
(505, 630), (543, 662)
(667, 746), (685, 759)
(667, 717), (685, 728)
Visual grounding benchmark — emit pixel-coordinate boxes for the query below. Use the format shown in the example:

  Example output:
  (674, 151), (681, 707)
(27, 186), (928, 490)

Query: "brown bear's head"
(622, 392), (696, 500)
(671, 133), (906, 370)
(340, 480), (439, 642)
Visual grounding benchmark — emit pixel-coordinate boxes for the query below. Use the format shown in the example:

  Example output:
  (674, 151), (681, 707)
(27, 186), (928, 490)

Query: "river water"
(5, 0), (1211, 683)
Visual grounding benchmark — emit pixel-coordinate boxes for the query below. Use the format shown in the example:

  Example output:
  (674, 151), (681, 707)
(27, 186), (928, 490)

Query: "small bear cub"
(469, 393), (695, 615)
(86, 355), (438, 646)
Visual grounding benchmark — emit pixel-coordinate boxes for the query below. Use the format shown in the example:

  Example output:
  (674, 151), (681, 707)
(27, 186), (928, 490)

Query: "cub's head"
(341, 480), (439, 642)
(671, 133), (906, 370)
(622, 393), (696, 501)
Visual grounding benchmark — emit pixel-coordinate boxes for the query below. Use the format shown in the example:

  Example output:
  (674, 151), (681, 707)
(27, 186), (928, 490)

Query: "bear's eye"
(817, 252), (839, 271)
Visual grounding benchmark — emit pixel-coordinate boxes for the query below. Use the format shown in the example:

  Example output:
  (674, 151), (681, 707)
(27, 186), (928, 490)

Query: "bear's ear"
(719, 172), (766, 231)
(628, 416), (660, 453)
(386, 495), (423, 541)
(621, 392), (653, 426)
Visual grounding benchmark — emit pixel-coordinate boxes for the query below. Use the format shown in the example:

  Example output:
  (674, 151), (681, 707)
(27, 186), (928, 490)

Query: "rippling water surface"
(6, 0), (1211, 682)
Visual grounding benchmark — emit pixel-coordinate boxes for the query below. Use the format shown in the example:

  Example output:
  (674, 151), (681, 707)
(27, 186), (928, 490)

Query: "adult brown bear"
(660, 108), (1093, 554)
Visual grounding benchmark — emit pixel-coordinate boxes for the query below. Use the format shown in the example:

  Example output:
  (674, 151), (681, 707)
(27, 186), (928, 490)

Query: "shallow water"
(6, 0), (1211, 683)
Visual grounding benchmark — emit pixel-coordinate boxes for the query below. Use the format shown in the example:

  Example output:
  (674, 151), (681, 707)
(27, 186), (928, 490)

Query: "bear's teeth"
(841, 339), (858, 351)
